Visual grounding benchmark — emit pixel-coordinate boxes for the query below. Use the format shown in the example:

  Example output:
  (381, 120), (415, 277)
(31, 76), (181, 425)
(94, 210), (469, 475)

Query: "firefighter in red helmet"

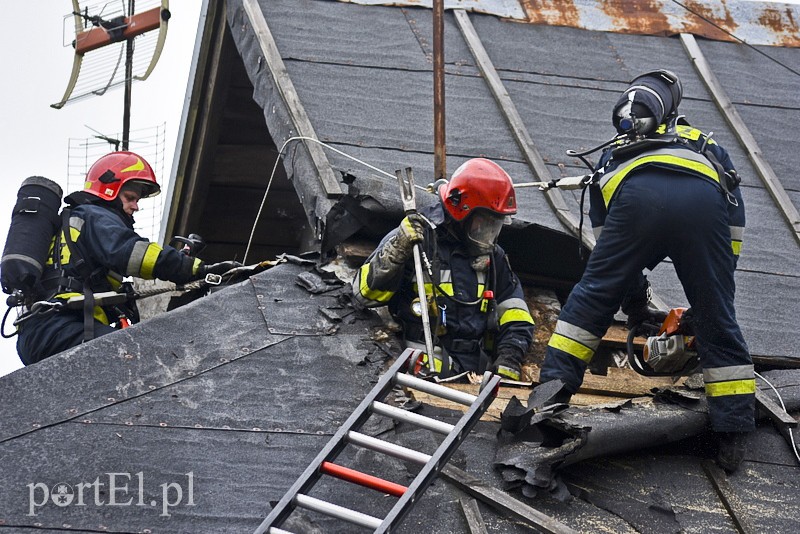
(15, 152), (239, 365)
(354, 158), (534, 380)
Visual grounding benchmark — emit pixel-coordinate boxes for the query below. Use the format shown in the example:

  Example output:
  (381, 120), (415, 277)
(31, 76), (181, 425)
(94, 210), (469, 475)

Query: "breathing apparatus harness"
(406, 210), (502, 376)
(555, 114), (742, 257)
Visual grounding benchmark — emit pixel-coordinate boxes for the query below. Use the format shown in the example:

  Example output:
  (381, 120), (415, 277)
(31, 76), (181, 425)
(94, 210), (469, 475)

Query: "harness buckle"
(204, 273), (222, 285)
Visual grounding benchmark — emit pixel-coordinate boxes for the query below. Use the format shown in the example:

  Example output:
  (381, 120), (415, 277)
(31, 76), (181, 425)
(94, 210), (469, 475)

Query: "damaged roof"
(165, 0), (800, 360)
(1, 261), (798, 532)
(2, 0), (799, 531)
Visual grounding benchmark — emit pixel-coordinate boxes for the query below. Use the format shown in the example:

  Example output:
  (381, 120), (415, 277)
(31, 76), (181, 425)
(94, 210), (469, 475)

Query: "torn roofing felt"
(1, 261), (798, 532)
(223, 0), (800, 360)
(492, 371), (800, 532)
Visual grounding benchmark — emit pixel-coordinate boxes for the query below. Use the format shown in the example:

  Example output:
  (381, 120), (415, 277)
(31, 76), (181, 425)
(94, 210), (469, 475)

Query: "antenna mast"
(52, 0), (171, 148)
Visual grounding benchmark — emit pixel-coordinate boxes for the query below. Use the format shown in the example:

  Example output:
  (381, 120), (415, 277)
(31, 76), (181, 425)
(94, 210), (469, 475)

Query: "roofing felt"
(1, 262), (798, 532)
(226, 0), (800, 359)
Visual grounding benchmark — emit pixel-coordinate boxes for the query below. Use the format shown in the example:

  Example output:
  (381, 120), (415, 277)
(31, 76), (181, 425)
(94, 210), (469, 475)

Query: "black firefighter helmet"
(612, 69), (683, 137)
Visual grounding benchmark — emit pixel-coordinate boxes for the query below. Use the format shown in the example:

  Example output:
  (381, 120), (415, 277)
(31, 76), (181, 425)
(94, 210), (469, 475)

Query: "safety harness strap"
(59, 209), (95, 341)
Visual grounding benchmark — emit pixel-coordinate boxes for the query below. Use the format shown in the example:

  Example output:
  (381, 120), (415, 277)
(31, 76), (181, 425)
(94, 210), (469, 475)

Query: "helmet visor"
(466, 211), (505, 254)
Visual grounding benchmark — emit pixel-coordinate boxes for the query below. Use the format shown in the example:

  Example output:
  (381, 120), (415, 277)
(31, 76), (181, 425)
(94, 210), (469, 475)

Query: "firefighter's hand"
(396, 214), (425, 250)
(199, 260), (242, 277)
(380, 215), (426, 265)
(492, 345), (524, 382)
(626, 306), (668, 329)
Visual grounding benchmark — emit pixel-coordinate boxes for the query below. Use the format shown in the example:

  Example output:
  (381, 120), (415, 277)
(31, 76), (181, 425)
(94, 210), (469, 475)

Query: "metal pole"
(122, 0), (135, 151)
(433, 0), (446, 181)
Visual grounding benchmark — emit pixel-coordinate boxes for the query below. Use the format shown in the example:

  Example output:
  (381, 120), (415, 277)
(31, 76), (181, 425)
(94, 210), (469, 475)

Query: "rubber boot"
(716, 431), (749, 474)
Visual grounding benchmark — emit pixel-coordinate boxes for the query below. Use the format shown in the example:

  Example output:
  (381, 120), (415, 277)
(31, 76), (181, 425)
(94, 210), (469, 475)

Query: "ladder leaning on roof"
(255, 348), (502, 534)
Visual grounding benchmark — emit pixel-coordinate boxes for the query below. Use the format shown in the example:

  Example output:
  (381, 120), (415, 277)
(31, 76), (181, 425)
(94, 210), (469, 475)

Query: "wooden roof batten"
(242, 0), (344, 199)
(680, 33), (800, 247)
(454, 9), (671, 313)
(453, 10), (596, 251)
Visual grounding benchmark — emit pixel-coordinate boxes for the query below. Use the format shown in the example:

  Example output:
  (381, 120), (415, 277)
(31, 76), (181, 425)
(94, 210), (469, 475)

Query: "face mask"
(465, 211), (505, 256)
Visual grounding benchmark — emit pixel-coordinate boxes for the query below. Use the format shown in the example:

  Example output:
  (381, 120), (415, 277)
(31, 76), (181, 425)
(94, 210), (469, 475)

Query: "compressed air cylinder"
(1, 176), (63, 296)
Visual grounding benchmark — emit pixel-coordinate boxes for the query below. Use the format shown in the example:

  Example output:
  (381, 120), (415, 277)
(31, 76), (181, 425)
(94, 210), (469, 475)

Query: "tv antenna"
(52, 1), (171, 151)
(84, 124), (146, 151)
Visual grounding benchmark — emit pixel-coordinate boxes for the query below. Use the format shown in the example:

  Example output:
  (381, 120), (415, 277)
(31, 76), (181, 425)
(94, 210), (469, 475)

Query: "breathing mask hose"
(1, 305), (17, 338)
(577, 184), (590, 260)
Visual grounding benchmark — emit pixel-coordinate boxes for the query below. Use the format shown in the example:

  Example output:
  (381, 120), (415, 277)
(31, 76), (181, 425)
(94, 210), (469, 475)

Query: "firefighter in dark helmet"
(536, 70), (752, 473)
(354, 158), (534, 381)
(13, 151), (239, 365)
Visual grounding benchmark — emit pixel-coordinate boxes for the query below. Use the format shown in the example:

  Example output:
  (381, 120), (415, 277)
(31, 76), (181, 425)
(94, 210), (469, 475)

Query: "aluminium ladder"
(255, 348), (501, 534)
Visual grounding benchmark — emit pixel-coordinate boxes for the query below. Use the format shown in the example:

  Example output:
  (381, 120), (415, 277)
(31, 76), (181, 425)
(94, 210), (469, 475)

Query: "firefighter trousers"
(540, 172), (755, 432)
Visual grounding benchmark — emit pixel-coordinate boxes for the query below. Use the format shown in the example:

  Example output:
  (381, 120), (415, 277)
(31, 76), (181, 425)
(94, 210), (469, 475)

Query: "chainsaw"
(626, 307), (701, 377)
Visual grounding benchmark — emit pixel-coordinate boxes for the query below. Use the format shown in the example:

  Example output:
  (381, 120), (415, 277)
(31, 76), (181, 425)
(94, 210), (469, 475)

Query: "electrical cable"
(670, 0), (800, 78)
(243, 136), (429, 263)
(754, 371), (800, 465)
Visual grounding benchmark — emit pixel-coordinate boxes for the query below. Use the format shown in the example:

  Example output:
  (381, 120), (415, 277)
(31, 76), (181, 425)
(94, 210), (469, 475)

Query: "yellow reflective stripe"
(705, 379), (756, 397)
(676, 125), (702, 141)
(554, 320), (601, 350)
(94, 307), (110, 325)
(358, 264), (394, 303)
(421, 352), (444, 373)
(107, 276), (122, 290)
(434, 282), (454, 296)
(602, 154), (719, 206)
(548, 333), (594, 363)
(192, 257), (202, 275)
(477, 283), (485, 298)
(55, 292), (82, 300)
(499, 308), (535, 326)
(730, 225), (744, 256)
(54, 293), (110, 325)
(140, 243), (162, 279)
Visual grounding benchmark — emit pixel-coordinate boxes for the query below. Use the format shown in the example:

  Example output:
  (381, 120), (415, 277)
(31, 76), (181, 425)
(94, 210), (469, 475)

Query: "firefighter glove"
(626, 306), (668, 329)
(493, 345), (524, 382)
(383, 214), (426, 265)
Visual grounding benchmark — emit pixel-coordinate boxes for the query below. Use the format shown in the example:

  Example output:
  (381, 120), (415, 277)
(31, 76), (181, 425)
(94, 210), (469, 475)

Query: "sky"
(0, 2), (204, 377)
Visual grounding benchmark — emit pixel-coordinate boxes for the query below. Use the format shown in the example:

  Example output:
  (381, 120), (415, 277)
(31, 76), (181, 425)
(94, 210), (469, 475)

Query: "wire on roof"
(754, 371), (800, 465)
(670, 0), (800, 78)
(243, 136), (430, 263)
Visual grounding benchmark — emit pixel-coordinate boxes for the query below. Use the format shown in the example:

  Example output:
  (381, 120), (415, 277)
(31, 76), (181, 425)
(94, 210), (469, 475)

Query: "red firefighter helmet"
(83, 151), (160, 201)
(438, 158), (516, 222)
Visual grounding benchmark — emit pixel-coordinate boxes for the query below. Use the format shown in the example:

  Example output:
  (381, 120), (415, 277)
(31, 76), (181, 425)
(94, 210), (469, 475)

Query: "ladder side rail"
(254, 349), (421, 534)
(375, 373), (502, 533)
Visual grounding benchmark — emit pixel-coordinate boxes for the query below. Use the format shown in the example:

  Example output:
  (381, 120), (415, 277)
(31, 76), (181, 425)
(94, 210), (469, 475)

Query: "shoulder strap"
(60, 209), (95, 342)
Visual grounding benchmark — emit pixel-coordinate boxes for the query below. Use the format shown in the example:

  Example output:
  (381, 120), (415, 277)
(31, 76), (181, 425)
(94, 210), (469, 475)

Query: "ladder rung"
(294, 493), (382, 530)
(395, 373), (478, 406)
(320, 461), (407, 497)
(347, 431), (431, 465)
(372, 401), (455, 434)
